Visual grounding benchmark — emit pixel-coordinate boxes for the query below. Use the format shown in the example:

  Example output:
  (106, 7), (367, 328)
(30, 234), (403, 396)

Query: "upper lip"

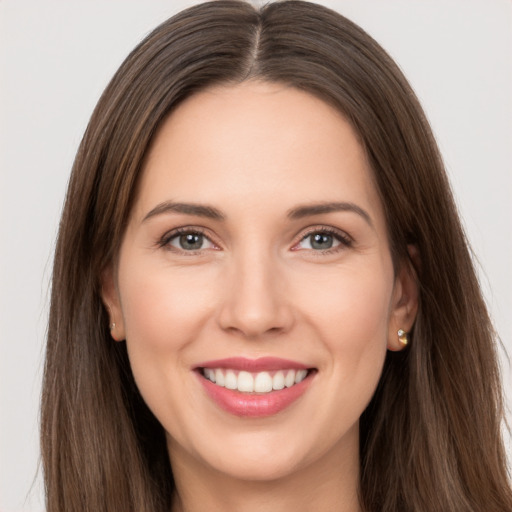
(194, 357), (312, 372)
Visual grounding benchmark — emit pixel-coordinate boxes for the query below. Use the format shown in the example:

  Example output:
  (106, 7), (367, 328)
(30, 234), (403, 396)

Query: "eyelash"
(157, 227), (215, 254)
(293, 226), (353, 254)
(157, 225), (353, 255)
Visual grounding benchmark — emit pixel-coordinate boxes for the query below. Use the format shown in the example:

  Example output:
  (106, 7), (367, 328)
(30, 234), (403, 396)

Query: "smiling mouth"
(195, 358), (316, 417)
(199, 368), (314, 394)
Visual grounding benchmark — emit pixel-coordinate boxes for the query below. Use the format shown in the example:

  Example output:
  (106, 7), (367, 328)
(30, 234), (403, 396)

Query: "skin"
(103, 81), (418, 512)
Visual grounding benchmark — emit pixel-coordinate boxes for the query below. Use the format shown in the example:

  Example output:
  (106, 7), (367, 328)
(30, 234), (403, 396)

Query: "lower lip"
(197, 372), (314, 418)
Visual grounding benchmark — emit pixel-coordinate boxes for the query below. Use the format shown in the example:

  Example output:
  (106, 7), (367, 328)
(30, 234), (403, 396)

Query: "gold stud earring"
(397, 329), (408, 346)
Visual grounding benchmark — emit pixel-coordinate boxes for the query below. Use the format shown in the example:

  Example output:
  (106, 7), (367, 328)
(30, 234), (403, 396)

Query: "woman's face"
(104, 82), (417, 483)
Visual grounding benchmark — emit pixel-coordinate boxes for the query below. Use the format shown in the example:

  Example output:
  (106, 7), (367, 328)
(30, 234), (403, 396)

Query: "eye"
(293, 228), (352, 252)
(161, 229), (216, 252)
(299, 232), (340, 251)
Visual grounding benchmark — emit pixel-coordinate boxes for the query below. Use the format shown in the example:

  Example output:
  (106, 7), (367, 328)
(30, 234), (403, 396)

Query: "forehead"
(134, 81), (384, 228)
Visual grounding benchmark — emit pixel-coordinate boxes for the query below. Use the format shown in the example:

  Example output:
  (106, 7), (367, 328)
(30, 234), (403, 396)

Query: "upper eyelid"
(157, 224), (352, 250)
(159, 226), (217, 248)
(295, 225), (352, 242)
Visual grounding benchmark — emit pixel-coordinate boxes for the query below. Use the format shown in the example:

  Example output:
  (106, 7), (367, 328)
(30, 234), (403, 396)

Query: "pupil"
(180, 233), (203, 250)
(311, 233), (333, 250)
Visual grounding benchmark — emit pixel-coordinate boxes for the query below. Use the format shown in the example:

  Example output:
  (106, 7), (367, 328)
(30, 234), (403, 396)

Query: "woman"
(41, 1), (512, 511)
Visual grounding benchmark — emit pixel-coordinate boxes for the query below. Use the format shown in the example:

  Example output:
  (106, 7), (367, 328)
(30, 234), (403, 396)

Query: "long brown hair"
(41, 1), (512, 510)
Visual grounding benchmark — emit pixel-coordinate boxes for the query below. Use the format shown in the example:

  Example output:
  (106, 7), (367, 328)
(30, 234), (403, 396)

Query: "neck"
(168, 435), (362, 512)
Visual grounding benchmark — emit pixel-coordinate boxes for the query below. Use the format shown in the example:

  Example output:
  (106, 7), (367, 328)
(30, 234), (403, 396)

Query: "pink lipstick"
(194, 357), (315, 418)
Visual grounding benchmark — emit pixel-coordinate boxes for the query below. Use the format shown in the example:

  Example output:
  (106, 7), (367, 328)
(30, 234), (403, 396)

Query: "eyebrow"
(142, 200), (373, 227)
(142, 201), (225, 222)
(287, 202), (373, 227)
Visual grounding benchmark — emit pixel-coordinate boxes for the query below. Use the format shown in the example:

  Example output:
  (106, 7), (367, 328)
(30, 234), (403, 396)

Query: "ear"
(100, 265), (126, 341)
(387, 245), (419, 352)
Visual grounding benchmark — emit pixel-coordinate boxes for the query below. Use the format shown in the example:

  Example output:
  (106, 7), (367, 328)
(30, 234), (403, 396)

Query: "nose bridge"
(218, 241), (292, 338)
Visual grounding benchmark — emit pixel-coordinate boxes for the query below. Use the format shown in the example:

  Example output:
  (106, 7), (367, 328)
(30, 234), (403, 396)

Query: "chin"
(210, 450), (306, 483)
(167, 426), (316, 483)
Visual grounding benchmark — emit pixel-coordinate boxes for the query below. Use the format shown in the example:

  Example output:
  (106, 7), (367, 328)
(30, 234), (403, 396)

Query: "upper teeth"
(202, 368), (308, 393)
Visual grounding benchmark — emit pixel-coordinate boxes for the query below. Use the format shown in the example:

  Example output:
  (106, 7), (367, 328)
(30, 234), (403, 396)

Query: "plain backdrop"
(1, 1), (511, 510)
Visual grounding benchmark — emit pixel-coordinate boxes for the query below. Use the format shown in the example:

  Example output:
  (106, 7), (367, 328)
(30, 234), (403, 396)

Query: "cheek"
(116, 262), (222, 429)
(302, 261), (392, 327)
(306, 266), (392, 426)
(295, 261), (393, 371)
(116, 259), (220, 415)
(119, 263), (218, 352)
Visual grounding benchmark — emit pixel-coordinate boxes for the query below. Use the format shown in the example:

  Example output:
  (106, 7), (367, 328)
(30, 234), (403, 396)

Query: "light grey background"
(1, 1), (511, 510)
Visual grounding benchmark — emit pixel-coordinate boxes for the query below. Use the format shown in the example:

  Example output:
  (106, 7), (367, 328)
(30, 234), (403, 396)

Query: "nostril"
(218, 303), (294, 339)
(216, 270), (294, 338)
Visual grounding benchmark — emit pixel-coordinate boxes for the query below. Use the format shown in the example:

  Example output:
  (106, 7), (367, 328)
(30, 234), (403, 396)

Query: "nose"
(217, 249), (294, 339)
